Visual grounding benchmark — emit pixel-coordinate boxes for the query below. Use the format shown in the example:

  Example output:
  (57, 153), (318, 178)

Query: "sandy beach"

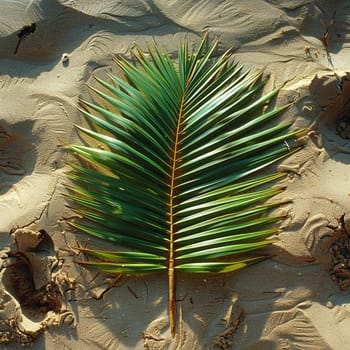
(1, 1), (350, 349)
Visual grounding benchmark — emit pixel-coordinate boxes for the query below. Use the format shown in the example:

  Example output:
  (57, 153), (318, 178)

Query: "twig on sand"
(14, 23), (36, 55)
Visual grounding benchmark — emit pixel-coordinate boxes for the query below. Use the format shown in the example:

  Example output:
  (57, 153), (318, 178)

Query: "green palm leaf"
(65, 34), (301, 336)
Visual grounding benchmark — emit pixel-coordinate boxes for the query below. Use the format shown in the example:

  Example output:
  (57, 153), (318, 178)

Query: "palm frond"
(65, 33), (301, 336)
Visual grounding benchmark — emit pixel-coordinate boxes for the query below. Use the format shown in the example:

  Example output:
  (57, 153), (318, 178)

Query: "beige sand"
(1, 0), (350, 349)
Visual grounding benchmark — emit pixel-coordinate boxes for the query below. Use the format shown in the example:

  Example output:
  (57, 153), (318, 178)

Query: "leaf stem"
(169, 94), (185, 337)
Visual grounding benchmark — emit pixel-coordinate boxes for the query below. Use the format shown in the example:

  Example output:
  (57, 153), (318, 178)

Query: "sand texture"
(1, 0), (350, 349)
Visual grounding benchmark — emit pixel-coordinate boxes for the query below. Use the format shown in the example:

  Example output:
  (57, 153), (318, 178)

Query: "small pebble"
(326, 300), (334, 309)
(62, 53), (69, 66)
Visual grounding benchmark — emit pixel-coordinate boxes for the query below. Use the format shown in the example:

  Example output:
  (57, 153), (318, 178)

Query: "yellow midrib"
(168, 94), (185, 337)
